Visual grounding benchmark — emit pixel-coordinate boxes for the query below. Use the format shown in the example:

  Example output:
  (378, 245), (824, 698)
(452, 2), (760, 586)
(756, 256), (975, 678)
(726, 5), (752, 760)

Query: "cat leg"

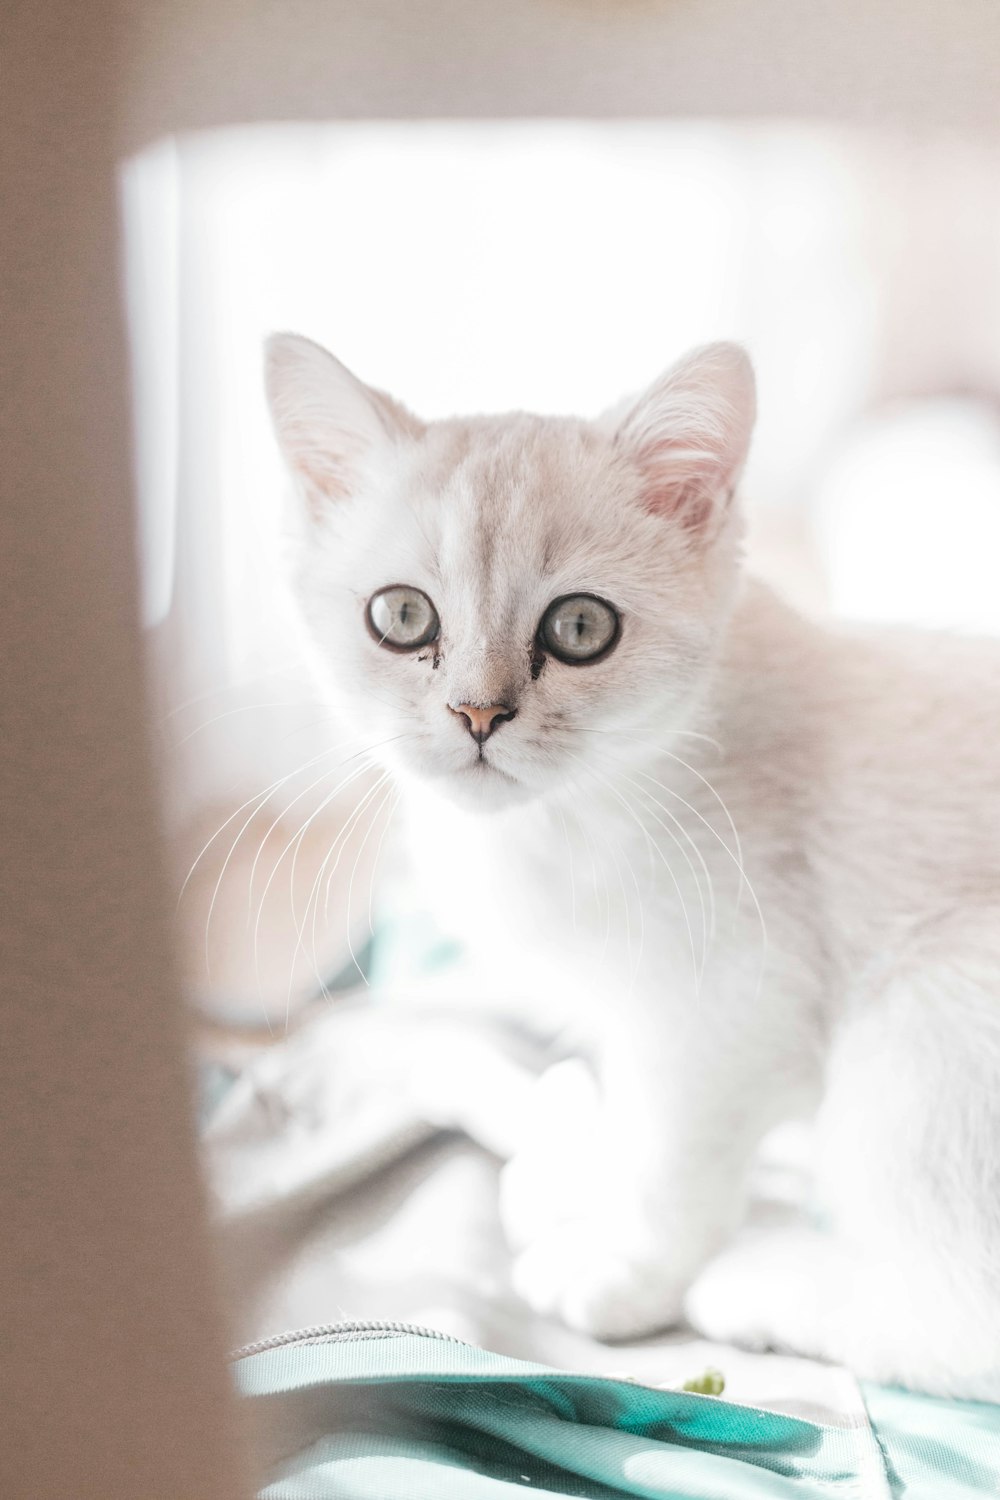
(687, 924), (1000, 1398)
(504, 983), (805, 1340)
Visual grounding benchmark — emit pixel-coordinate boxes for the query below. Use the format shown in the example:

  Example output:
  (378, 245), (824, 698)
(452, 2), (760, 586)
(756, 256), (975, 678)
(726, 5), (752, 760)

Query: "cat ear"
(264, 333), (421, 513)
(615, 343), (756, 533)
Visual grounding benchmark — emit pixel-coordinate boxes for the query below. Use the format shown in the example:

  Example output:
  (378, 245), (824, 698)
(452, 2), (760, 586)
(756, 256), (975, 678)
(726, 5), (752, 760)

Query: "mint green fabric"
(235, 1331), (876, 1498)
(861, 1383), (1000, 1499)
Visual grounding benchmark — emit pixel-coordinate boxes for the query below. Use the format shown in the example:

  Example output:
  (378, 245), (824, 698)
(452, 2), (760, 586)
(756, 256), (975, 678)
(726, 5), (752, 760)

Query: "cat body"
(267, 333), (1000, 1397)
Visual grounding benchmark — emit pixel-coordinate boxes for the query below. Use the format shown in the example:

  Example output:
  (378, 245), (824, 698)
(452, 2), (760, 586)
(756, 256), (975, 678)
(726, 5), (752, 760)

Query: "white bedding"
(204, 994), (872, 1434)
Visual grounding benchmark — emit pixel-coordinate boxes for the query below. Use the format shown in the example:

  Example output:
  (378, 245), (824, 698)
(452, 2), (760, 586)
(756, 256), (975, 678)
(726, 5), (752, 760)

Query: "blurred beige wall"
(120, 0), (1000, 150)
(1, 5), (246, 1498)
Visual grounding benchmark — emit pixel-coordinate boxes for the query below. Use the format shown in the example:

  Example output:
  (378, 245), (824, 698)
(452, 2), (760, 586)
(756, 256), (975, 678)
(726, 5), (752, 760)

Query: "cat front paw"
(684, 1229), (827, 1357)
(511, 1220), (686, 1341)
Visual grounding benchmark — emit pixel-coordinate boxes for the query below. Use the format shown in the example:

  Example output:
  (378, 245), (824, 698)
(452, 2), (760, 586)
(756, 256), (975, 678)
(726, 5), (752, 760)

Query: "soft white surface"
(205, 997), (867, 1430)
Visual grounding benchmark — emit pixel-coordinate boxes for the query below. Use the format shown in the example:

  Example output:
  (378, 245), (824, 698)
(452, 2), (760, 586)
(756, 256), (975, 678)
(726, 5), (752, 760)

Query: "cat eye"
(538, 593), (620, 664)
(367, 585), (440, 651)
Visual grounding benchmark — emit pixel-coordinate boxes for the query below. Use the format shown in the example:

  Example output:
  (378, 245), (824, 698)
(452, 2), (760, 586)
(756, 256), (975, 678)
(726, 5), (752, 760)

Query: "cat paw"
(511, 1221), (686, 1341)
(684, 1230), (827, 1357)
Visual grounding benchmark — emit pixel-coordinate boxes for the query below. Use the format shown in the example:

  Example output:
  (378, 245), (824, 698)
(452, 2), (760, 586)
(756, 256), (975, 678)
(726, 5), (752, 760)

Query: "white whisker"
(245, 760), (377, 1019)
(176, 742), (346, 910)
(583, 724), (723, 754)
(632, 756), (768, 1005)
(161, 660), (304, 722)
(620, 771), (712, 978)
(367, 787), (401, 937)
(184, 741), (379, 1021)
(249, 756), (388, 1008)
(247, 735), (403, 929)
(302, 770), (394, 999)
(342, 776), (397, 988)
(567, 752), (701, 995)
(586, 746), (717, 968)
(298, 784), (378, 1006)
(172, 700), (330, 747)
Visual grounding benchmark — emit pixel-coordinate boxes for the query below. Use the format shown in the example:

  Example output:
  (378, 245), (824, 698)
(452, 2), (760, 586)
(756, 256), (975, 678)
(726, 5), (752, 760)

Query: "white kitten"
(266, 331), (1000, 1399)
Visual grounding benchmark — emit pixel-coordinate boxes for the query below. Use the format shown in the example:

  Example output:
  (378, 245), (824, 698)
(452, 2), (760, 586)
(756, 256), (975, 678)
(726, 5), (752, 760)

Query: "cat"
(265, 331), (1000, 1399)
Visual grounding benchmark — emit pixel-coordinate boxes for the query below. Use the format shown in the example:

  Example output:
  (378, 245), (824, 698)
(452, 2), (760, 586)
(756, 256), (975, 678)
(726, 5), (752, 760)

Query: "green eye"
(367, 585), (439, 650)
(539, 593), (620, 664)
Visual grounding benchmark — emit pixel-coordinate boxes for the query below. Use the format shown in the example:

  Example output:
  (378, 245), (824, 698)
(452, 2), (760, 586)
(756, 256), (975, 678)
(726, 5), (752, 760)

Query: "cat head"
(266, 334), (755, 811)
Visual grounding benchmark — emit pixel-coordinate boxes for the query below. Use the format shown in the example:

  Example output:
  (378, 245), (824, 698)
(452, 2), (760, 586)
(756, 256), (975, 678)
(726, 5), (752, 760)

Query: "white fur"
(266, 331), (1000, 1398)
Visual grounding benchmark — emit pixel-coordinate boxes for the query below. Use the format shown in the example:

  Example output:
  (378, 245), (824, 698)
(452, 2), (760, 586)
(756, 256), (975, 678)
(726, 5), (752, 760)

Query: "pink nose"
(449, 702), (516, 744)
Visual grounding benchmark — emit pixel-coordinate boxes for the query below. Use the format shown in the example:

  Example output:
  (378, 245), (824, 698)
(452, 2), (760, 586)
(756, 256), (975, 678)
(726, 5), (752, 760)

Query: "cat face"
(267, 336), (755, 811)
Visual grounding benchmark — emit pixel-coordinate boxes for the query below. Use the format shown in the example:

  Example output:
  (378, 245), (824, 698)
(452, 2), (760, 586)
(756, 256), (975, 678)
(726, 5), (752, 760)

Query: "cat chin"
(451, 767), (540, 813)
(413, 758), (541, 815)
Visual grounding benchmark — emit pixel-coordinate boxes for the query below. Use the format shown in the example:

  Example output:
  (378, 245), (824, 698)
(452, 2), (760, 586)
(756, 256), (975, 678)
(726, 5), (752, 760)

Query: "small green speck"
(681, 1367), (726, 1396)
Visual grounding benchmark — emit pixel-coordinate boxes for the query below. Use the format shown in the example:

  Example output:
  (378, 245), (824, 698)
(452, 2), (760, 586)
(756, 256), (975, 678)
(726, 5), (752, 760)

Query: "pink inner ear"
(291, 420), (368, 508)
(631, 436), (732, 531)
(618, 343), (755, 532)
(266, 333), (416, 516)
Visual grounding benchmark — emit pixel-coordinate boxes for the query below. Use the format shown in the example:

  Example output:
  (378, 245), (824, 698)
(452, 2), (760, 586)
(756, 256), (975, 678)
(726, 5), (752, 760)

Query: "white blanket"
(204, 994), (873, 1434)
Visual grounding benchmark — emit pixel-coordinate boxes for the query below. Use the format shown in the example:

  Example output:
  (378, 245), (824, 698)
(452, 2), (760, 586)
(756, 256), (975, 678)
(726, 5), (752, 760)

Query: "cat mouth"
(461, 757), (519, 787)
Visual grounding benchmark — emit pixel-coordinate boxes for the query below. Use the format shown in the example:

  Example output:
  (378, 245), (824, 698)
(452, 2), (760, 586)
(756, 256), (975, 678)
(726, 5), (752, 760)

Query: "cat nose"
(449, 702), (517, 744)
